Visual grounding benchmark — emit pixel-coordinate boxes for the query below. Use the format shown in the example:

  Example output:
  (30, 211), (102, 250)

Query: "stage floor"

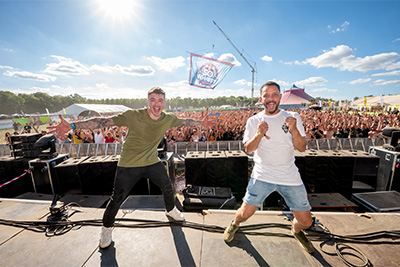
(0, 196), (399, 267)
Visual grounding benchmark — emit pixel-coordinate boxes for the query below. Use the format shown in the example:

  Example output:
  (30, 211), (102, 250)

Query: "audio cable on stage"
(1, 214), (399, 266)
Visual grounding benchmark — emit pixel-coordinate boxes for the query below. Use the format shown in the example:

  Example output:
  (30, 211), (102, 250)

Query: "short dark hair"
(260, 81), (280, 94)
(148, 87), (165, 98)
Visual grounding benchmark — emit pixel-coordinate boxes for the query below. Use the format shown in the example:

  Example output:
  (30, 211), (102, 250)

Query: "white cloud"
(304, 45), (400, 72)
(4, 70), (56, 82)
(309, 88), (339, 93)
(234, 79), (253, 86)
(0, 65), (13, 70)
(386, 61), (400, 71)
(90, 64), (114, 73)
(270, 78), (290, 88)
(190, 53), (241, 66)
(203, 53), (215, 58)
(45, 55), (91, 76)
(372, 70), (400, 77)
(261, 55), (273, 62)
(91, 63), (155, 76)
(328, 21), (350, 33)
(1, 48), (14, 53)
(349, 78), (372, 84)
(373, 79), (400, 86)
(114, 64), (155, 76)
(294, 77), (327, 87)
(393, 38), (400, 42)
(96, 83), (109, 89)
(217, 53), (241, 66)
(145, 56), (185, 72)
(281, 60), (303, 65)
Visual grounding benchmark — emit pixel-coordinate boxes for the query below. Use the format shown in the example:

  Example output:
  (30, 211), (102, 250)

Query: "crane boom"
(213, 20), (257, 106)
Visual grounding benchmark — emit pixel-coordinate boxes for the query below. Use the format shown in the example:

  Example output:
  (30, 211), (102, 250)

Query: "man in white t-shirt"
(94, 128), (104, 143)
(223, 81), (315, 254)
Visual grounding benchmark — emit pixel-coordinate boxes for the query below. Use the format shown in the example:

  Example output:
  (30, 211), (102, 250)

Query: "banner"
(189, 53), (234, 89)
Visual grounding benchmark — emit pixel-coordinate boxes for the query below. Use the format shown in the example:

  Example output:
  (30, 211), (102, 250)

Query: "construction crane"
(213, 20), (257, 107)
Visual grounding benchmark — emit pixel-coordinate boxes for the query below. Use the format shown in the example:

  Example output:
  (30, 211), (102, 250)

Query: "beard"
(263, 100), (280, 114)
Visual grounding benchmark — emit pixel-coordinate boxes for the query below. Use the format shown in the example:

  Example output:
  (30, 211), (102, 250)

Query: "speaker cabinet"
(346, 150), (379, 191)
(78, 155), (112, 195)
(29, 154), (69, 194)
(205, 151), (227, 187)
(369, 147), (400, 192)
(328, 150), (355, 199)
(226, 150), (248, 201)
(185, 151), (206, 185)
(54, 157), (89, 194)
(0, 156), (32, 197)
(303, 150), (329, 194)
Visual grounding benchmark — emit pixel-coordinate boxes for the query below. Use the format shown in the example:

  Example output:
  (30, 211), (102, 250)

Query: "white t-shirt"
(94, 132), (104, 143)
(243, 110), (306, 185)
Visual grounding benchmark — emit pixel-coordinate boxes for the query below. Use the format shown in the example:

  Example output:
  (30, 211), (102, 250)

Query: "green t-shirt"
(112, 108), (183, 167)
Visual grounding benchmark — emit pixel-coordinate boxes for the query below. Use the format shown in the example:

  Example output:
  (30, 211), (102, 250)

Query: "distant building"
(279, 84), (313, 109)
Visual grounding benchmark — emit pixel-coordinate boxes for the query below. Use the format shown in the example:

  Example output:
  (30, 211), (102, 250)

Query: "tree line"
(0, 91), (256, 115)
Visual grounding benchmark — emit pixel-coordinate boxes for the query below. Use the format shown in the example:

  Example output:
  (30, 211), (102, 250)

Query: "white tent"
(353, 95), (400, 110)
(56, 104), (131, 118)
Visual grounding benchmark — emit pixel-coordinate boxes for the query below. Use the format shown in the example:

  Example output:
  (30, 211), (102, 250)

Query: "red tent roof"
(280, 88), (313, 106)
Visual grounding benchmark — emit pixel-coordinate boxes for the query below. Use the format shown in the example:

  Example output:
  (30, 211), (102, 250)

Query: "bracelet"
(257, 130), (263, 136)
(70, 123), (76, 130)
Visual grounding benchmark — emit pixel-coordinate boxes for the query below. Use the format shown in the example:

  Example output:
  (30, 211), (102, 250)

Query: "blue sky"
(1, 0), (399, 102)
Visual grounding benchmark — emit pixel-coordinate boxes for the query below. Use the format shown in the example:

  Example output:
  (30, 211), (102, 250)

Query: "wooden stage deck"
(0, 195), (399, 267)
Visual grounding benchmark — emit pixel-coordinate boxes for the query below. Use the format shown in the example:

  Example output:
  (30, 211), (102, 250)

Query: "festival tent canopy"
(279, 85), (313, 108)
(353, 95), (400, 110)
(56, 104), (131, 118)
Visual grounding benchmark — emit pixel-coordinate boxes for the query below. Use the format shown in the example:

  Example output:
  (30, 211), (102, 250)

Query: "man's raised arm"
(180, 116), (214, 128)
(47, 114), (115, 140)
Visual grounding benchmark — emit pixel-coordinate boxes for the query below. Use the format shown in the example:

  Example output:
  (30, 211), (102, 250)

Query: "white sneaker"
(166, 207), (185, 222)
(99, 226), (113, 249)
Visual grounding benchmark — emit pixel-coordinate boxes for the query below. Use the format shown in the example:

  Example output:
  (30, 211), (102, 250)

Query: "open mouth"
(267, 102), (276, 109)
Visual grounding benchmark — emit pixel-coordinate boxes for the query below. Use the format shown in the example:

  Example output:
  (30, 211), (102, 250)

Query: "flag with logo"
(189, 53), (234, 89)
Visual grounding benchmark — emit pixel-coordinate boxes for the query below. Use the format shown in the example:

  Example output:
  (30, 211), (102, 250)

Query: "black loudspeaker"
(0, 156), (32, 197)
(304, 149), (329, 194)
(10, 133), (43, 159)
(226, 151), (248, 201)
(328, 150), (355, 199)
(294, 150), (306, 179)
(185, 151), (207, 185)
(54, 157), (89, 194)
(206, 151), (227, 187)
(369, 147), (400, 192)
(346, 150), (379, 191)
(29, 154), (69, 194)
(78, 155), (112, 195)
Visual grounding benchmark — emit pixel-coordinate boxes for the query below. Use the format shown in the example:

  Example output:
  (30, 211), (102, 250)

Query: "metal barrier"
(0, 138), (389, 158)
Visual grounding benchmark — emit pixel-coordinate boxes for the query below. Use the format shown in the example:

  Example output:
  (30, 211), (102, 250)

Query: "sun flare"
(97, 0), (137, 20)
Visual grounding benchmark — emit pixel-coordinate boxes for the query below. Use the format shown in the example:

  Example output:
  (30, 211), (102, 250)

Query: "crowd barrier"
(0, 137), (389, 158)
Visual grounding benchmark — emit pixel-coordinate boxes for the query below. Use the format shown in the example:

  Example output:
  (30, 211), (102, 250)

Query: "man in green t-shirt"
(48, 87), (213, 249)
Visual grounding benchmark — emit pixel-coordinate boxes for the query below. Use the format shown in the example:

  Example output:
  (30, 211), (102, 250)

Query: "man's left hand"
(285, 116), (298, 133)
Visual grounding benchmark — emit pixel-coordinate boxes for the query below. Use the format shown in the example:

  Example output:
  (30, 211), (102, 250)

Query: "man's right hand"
(258, 121), (271, 139)
(46, 114), (71, 140)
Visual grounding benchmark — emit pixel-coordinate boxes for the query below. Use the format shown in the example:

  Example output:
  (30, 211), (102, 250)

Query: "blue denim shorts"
(243, 177), (311, 212)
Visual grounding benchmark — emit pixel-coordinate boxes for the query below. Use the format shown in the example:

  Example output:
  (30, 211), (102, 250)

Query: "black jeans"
(102, 162), (175, 227)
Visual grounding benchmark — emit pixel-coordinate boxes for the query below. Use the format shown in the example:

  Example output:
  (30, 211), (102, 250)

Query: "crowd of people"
(3, 108), (400, 145)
